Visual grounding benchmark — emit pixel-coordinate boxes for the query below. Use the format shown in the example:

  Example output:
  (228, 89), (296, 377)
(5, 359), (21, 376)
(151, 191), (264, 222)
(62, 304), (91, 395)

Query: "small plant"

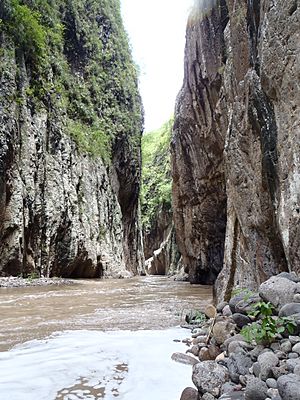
(185, 309), (207, 325)
(241, 301), (297, 344)
(232, 287), (254, 302)
(26, 271), (40, 281)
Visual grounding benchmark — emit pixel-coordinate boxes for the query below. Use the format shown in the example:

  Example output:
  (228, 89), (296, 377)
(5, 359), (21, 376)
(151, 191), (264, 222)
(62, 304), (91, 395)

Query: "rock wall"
(0, 0), (144, 278)
(172, 0), (300, 300)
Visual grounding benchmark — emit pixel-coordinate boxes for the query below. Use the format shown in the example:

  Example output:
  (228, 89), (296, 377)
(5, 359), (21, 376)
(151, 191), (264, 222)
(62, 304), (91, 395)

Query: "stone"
(180, 387), (198, 400)
(293, 294), (300, 303)
(171, 352), (198, 365)
(223, 305), (233, 317)
(257, 352), (279, 380)
(216, 352), (226, 362)
(270, 342), (281, 352)
(227, 340), (248, 355)
(213, 321), (236, 345)
(292, 342), (300, 354)
(205, 304), (217, 319)
(289, 336), (300, 345)
(192, 361), (229, 397)
(227, 354), (252, 383)
(232, 313), (251, 329)
(280, 340), (292, 353)
(202, 393), (216, 400)
(252, 362), (261, 377)
(266, 378), (278, 389)
(245, 377), (268, 400)
(250, 345), (266, 361)
(279, 303), (300, 317)
(286, 358), (300, 372)
(272, 364), (288, 379)
(288, 352), (298, 359)
(267, 388), (280, 398)
(219, 392), (245, 400)
(277, 374), (300, 400)
(259, 277), (299, 309)
(189, 345), (200, 356)
(277, 272), (300, 283)
(217, 301), (228, 312)
(199, 347), (212, 361)
(294, 364), (300, 376)
(193, 336), (208, 345)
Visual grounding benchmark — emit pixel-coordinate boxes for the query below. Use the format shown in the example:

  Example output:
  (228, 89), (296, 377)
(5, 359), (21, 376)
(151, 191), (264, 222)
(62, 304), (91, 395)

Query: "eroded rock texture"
(0, 1), (144, 278)
(172, 0), (300, 299)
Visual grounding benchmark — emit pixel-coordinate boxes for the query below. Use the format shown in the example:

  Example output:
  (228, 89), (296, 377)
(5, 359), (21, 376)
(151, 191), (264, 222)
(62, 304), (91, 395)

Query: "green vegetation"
(0, 0), (142, 161)
(241, 301), (296, 345)
(141, 118), (173, 230)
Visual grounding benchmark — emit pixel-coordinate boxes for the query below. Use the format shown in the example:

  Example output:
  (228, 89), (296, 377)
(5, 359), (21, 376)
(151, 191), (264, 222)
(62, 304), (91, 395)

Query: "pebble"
(266, 378), (277, 388)
(292, 342), (300, 354)
(289, 336), (300, 345)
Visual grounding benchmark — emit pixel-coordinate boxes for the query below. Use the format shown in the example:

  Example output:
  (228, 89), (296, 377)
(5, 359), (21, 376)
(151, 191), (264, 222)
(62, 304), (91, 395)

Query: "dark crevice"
(289, 1), (298, 15)
(247, 0), (261, 74)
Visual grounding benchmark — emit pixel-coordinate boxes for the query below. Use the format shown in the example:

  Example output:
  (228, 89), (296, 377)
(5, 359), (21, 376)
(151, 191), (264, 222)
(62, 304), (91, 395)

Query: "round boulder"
(192, 361), (229, 397)
(245, 377), (268, 400)
(259, 277), (299, 308)
(277, 373), (300, 400)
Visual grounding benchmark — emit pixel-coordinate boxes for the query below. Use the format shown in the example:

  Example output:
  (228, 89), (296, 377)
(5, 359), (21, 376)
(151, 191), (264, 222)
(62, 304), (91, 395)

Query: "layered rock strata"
(172, 0), (300, 299)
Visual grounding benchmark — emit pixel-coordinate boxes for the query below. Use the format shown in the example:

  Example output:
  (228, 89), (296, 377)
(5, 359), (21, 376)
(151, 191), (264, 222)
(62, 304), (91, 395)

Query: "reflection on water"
(0, 276), (212, 352)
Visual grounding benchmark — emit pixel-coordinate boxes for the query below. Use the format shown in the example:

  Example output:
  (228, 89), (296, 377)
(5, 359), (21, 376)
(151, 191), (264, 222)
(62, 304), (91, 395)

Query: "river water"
(0, 276), (212, 400)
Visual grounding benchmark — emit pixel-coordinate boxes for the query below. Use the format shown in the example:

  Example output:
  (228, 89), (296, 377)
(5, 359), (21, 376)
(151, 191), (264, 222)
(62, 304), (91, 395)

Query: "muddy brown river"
(0, 276), (212, 400)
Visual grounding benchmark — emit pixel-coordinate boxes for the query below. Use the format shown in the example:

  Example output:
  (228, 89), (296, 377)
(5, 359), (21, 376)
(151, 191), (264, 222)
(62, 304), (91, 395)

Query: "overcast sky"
(121, 0), (194, 132)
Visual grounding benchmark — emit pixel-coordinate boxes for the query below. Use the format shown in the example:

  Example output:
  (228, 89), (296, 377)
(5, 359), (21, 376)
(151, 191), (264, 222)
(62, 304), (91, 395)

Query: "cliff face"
(172, 0), (300, 299)
(0, 0), (144, 278)
(141, 119), (181, 276)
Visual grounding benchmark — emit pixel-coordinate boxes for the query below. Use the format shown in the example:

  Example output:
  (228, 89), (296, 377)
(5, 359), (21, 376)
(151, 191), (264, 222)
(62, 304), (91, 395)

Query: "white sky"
(121, 0), (194, 132)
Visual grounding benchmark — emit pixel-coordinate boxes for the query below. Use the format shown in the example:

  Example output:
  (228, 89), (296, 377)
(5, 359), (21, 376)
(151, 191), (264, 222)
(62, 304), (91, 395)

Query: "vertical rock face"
(172, 0), (300, 299)
(171, 1), (228, 284)
(0, 0), (144, 278)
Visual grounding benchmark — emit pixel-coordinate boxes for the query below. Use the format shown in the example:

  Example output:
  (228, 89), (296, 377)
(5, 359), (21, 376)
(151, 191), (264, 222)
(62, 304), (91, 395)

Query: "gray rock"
(280, 340), (292, 353)
(217, 301), (228, 312)
(171, 352), (198, 365)
(220, 381), (240, 395)
(267, 388), (280, 398)
(270, 342), (281, 352)
(286, 358), (300, 372)
(227, 340), (248, 355)
(249, 344), (266, 361)
(294, 364), (300, 376)
(219, 392), (245, 400)
(202, 393), (216, 400)
(288, 352), (298, 359)
(232, 313), (251, 328)
(275, 350), (288, 360)
(223, 305), (233, 317)
(279, 303), (300, 317)
(258, 351), (279, 380)
(259, 277), (299, 308)
(266, 378), (278, 388)
(272, 363), (288, 379)
(245, 377), (268, 400)
(224, 335), (247, 350)
(289, 336), (300, 345)
(252, 361), (261, 377)
(227, 354), (252, 383)
(277, 272), (300, 283)
(292, 342), (300, 354)
(277, 373), (300, 400)
(192, 361), (229, 397)
(180, 387), (198, 400)
(293, 294), (300, 303)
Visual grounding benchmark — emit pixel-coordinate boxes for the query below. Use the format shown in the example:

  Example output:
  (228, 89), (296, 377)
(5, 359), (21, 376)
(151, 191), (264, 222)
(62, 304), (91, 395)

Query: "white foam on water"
(0, 328), (193, 400)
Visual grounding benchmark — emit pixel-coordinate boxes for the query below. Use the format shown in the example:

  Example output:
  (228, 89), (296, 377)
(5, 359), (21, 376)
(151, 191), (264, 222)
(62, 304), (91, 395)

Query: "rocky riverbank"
(176, 272), (300, 400)
(0, 277), (76, 288)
